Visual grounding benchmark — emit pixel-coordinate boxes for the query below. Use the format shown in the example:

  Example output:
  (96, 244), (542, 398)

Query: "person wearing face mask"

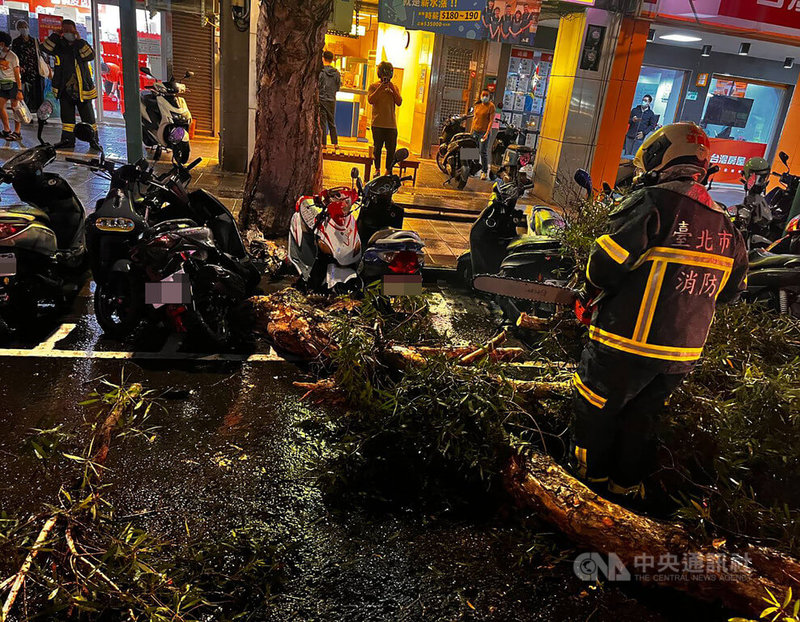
(0, 32), (23, 141)
(41, 19), (101, 151)
(12, 21), (44, 120)
(471, 89), (495, 180)
(624, 94), (657, 157)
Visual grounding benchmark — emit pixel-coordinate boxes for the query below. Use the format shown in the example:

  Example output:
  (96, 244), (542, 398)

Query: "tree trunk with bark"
(504, 452), (800, 617)
(239, 0), (333, 235)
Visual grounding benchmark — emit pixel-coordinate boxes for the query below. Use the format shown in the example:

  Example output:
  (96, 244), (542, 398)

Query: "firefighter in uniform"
(570, 122), (749, 499)
(41, 19), (102, 151)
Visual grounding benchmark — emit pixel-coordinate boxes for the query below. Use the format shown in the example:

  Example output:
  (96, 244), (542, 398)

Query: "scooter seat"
(368, 227), (424, 247)
(506, 144), (534, 153)
(507, 235), (561, 252)
(0, 205), (50, 223)
(749, 249), (800, 269)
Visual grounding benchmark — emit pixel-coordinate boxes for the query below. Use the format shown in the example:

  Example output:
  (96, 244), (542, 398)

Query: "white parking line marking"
(0, 346), (291, 363)
(33, 323), (77, 351)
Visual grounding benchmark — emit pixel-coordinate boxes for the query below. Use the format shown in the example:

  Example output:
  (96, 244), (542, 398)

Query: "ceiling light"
(739, 42), (751, 55)
(659, 33), (702, 42)
(785, 57), (794, 68)
(647, 29), (655, 42)
(701, 45), (711, 56)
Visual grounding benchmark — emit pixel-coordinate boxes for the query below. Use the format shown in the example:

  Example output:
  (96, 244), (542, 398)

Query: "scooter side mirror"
(36, 100), (53, 122)
(393, 148), (409, 165)
(184, 70), (194, 79)
(602, 181), (613, 196)
(574, 169), (593, 194)
(350, 166), (359, 179)
(139, 66), (153, 76)
(153, 146), (163, 163)
(780, 151), (789, 166)
(707, 164), (720, 176)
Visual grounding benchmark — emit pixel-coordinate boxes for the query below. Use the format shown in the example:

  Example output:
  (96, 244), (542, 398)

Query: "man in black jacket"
(41, 19), (101, 151)
(570, 122), (748, 500)
(319, 50), (341, 151)
(624, 94), (657, 157)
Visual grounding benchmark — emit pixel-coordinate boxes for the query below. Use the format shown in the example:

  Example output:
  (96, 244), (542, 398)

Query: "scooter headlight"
(95, 217), (135, 232)
(167, 126), (187, 144)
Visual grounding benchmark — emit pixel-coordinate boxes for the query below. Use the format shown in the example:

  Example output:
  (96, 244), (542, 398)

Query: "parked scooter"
(436, 114), (472, 173)
(140, 66), (194, 164)
(489, 120), (537, 186)
(437, 115), (482, 190)
(746, 248), (800, 317)
(0, 104), (87, 339)
(78, 125), (259, 345)
(727, 157), (775, 250)
(288, 148), (425, 294)
(766, 150), (799, 235)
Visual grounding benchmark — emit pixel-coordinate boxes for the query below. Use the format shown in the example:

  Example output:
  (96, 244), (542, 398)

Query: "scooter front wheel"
(94, 274), (145, 340)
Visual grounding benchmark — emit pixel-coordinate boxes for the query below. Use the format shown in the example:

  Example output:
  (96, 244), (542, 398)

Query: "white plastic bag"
(14, 100), (32, 125)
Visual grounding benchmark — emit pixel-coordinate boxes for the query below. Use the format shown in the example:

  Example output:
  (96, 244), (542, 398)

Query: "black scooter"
(77, 125), (259, 345)
(436, 114), (481, 190)
(0, 103), (87, 339)
(489, 120), (538, 185)
(766, 150), (799, 235)
(746, 249), (800, 316)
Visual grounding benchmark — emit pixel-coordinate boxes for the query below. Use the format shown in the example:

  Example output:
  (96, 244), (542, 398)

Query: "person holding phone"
(367, 61), (402, 177)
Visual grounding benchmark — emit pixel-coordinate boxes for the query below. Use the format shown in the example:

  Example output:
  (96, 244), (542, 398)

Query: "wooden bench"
(397, 159), (420, 187)
(322, 149), (373, 181)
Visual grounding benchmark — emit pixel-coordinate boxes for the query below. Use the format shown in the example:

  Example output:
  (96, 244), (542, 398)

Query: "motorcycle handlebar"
(399, 175), (414, 183)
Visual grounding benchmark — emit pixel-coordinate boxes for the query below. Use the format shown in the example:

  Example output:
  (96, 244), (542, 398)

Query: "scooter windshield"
(2, 145), (56, 177)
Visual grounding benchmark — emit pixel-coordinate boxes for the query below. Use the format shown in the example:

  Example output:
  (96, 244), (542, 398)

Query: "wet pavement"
(0, 352), (727, 621)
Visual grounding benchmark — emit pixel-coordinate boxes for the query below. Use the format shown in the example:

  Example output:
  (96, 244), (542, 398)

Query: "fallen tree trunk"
(504, 452), (800, 617)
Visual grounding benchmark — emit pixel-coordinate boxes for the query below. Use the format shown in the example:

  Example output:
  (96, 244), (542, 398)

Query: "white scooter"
(288, 148), (425, 295)
(139, 66), (193, 164)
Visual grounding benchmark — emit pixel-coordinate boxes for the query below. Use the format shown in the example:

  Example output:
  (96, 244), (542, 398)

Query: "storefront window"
(501, 47), (551, 148)
(701, 77), (785, 145)
(633, 66), (687, 128)
(97, 2), (163, 121)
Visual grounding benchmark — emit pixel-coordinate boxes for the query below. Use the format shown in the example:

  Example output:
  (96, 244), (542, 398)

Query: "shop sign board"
(708, 138), (767, 184)
(643, 0), (800, 39)
(378, 0), (583, 47)
(38, 14), (63, 40)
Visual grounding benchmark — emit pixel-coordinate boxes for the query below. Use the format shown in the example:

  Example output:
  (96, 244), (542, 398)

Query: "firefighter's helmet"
(634, 122), (710, 179)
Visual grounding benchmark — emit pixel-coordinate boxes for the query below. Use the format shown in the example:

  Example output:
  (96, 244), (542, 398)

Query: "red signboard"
(38, 14), (63, 40)
(708, 138), (767, 184)
(718, 0), (800, 32)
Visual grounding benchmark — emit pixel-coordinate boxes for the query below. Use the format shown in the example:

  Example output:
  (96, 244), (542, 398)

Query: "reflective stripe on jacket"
(586, 179), (748, 373)
(41, 34), (96, 101)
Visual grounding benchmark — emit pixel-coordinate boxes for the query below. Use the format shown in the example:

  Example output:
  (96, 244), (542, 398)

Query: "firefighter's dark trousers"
(59, 92), (96, 141)
(570, 342), (686, 495)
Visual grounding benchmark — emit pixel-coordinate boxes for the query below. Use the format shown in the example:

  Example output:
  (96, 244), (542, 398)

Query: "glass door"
(95, 0), (164, 124)
(633, 66), (689, 129)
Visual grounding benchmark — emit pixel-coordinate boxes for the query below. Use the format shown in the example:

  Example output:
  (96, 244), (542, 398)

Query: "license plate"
(0, 253), (16, 277)
(383, 274), (423, 296)
(460, 148), (481, 162)
(145, 271), (191, 306)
